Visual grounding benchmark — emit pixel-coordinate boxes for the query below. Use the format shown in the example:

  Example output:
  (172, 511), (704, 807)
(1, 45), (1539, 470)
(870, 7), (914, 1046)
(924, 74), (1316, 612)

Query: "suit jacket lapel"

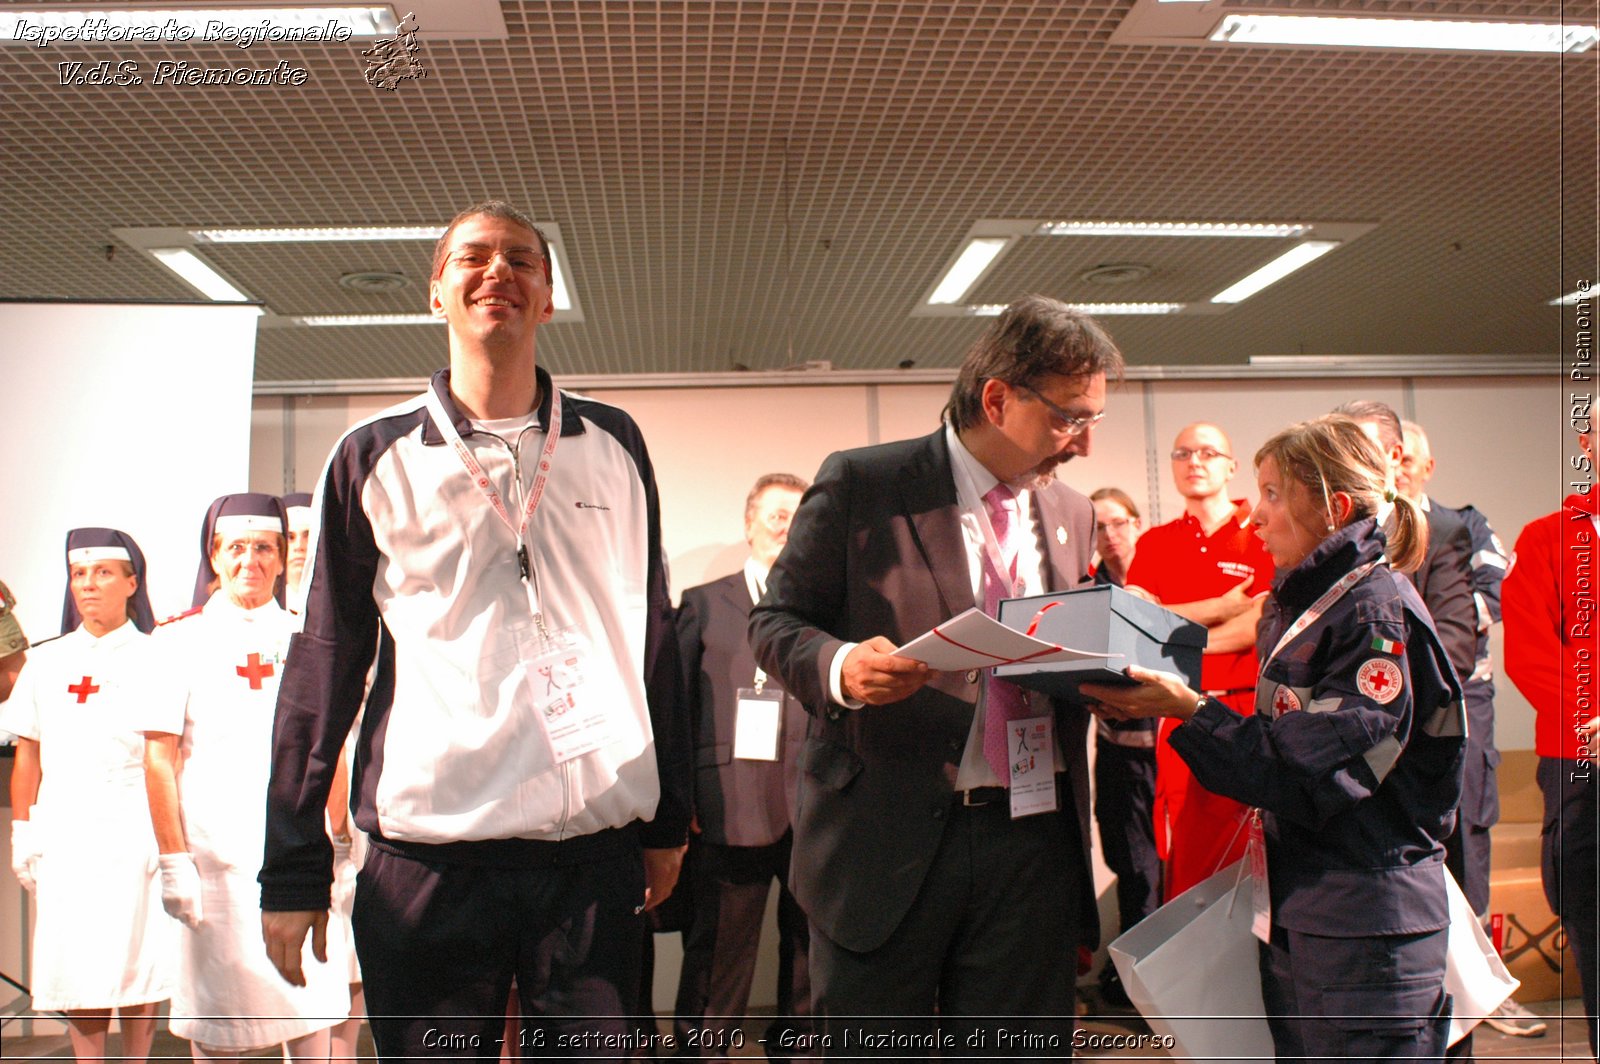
(716, 571), (753, 618)
(1033, 486), (1076, 594)
(900, 430), (977, 619)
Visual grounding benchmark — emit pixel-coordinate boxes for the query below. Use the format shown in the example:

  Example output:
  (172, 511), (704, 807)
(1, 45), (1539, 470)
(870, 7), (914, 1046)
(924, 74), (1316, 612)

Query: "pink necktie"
(982, 484), (1030, 782)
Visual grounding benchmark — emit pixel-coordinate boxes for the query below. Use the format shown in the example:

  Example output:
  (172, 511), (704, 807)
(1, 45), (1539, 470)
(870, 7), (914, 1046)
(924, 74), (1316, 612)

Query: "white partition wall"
(251, 368), (1557, 746)
(1, 299), (259, 1026)
(245, 366), (1558, 1010)
(2, 301), (260, 625)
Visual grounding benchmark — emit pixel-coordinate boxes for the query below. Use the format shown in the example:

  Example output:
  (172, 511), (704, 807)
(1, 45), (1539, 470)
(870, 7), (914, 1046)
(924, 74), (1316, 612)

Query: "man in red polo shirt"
(1503, 417), (1599, 1055)
(1125, 422), (1273, 899)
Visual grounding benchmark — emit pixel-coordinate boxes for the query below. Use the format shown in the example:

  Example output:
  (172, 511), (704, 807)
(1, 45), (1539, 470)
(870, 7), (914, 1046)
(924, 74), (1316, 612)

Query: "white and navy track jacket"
(260, 367), (689, 912)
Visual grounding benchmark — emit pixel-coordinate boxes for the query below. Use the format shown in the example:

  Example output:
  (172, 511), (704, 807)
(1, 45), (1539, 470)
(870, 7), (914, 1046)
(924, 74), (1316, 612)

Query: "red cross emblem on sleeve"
(67, 676), (99, 703)
(1272, 685), (1301, 715)
(1357, 658), (1403, 704)
(236, 652), (275, 690)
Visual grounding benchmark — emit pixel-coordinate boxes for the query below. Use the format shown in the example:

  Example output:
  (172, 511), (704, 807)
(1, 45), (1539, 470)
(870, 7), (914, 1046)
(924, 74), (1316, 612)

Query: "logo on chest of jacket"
(575, 501), (611, 511)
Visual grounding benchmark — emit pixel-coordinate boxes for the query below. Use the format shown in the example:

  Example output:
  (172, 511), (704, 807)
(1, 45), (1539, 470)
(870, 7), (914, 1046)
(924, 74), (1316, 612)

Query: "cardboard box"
(1487, 868), (1584, 1004)
(1496, 749), (1544, 825)
(995, 585), (1206, 701)
(1490, 821), (1542, 871)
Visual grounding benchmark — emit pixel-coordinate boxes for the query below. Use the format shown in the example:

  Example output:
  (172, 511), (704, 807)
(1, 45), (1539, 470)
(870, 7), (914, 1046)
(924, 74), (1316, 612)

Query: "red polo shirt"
(1124, 499), (1274, 697)
(1124, 499), (1275, 898)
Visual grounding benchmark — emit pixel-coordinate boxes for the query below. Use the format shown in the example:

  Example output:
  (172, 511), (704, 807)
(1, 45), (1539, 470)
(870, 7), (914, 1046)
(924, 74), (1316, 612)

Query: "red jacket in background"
(1503, 491), (1600, 760)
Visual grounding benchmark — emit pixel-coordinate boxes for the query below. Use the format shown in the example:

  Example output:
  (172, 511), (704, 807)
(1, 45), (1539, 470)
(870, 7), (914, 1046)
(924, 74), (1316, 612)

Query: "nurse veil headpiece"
(60, 527), (156, 635)
(192, 493), (289, 608)
(280, 492), (313, 535)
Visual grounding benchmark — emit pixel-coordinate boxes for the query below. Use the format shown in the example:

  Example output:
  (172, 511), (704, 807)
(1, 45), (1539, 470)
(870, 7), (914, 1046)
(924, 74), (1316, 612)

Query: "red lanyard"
(424, 383), (561, 581)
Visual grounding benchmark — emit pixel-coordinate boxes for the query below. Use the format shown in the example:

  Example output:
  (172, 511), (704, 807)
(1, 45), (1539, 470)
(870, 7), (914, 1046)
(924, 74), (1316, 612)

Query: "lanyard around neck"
(1262, 561), (1378, 672)
(424, 383), (562, 581)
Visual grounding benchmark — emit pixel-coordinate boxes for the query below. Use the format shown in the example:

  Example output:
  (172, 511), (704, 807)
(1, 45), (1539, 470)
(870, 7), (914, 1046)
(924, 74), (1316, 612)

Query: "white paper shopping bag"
(1107, 861), (1274, 1064)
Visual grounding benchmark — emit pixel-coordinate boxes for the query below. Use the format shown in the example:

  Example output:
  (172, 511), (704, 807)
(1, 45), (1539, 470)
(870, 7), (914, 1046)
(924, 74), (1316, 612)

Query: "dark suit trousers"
(808, 794), (1081, 1058)
(673, 831), (812, 1057)
(1093, 738), (1161, 934)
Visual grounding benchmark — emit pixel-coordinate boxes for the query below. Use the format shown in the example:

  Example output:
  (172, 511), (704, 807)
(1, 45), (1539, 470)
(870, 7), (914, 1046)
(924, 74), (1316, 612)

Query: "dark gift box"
(994, 585), (1206, 701)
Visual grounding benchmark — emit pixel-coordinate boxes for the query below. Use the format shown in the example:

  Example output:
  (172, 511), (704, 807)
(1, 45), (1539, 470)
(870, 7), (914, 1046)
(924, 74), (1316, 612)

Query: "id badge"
(733, 688), (783, 761)
(528, 628), (614, 764)
(1247, 810), (1271, 943)
(1007, 715), (1059, 819)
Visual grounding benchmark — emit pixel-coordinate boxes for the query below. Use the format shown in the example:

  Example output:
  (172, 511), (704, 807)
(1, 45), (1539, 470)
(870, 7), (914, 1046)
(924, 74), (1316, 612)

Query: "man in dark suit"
(750, 295), (1122, 1056)
(1338, 401), (1481, 1061)
(1337, 402), (1476, 682)
(674, 472), (813, 1057)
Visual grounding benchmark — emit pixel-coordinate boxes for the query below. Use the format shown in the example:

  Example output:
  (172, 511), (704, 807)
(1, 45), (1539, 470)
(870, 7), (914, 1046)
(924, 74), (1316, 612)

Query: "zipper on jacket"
(466, 422), (577, 839)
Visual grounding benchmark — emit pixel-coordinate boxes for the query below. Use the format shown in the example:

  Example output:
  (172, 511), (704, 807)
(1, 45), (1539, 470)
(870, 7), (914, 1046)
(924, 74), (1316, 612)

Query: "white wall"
(1, 299), (258, 1027)
(243, 368), (1560, 1008)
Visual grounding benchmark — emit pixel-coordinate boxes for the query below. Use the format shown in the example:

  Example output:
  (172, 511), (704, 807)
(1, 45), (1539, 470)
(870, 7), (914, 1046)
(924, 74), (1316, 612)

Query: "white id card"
(528, 630), (614, 764)
(733, 688), (783, 761)
(1007, 714), (1059, 818)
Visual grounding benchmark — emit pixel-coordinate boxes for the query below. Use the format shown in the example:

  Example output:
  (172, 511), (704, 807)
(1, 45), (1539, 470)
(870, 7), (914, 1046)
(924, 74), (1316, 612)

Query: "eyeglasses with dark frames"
(1017, 384), (1105, 438)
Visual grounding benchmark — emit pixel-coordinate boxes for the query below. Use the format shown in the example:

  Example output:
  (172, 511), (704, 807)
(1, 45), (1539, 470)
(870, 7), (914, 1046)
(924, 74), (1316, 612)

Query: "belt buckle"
(962, 788), (993, 807)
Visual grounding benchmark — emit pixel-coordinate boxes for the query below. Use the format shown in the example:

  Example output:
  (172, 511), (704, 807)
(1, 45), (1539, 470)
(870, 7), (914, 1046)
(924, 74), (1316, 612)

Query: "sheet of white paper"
(893, 606), (1115, 670)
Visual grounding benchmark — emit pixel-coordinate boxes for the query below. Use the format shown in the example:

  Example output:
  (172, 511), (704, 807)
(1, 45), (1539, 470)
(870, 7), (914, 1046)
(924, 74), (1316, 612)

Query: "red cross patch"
(1271, 684), (1301, 715)
(67, 676), (99, 703)
(1356, 658), (1403, 704)
(236, 652), (276, 690)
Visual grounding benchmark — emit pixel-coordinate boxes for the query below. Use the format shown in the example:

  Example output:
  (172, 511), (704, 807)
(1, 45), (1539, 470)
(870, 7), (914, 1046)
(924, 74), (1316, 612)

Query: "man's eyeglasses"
(1017, 385), (1105, 438)
(1097, 518), (1137, 532)
(1171, 447), (1232, 462)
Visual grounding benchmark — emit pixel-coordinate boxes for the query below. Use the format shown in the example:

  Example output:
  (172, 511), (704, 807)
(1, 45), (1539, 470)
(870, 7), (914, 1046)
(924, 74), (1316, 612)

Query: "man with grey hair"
(673, 472), (813, 1055)
(751, 294), (1119, 1052)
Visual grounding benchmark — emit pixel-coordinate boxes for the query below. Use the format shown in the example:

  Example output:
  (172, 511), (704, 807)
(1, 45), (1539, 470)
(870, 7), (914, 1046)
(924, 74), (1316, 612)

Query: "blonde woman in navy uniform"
(1085, 414), (1465, 1061)
(139, 493), (348, 1061)
(3, 528), (173, 1061)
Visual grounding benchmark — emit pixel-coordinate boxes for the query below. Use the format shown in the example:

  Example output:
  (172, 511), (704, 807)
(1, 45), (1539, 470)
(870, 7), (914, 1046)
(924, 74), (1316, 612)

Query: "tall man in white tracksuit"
(258, 201), (690, 1060)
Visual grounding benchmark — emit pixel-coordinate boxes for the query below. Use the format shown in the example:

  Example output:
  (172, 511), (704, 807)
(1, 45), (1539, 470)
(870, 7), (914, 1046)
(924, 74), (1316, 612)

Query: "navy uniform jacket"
(1170, 519), (1466, 937)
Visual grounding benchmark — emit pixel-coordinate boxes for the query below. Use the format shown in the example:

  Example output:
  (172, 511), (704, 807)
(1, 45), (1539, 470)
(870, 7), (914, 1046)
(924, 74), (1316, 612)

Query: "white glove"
(158, 852), (204, 928)
(331, 835), (359, 917)
(10, 819), (42, 893)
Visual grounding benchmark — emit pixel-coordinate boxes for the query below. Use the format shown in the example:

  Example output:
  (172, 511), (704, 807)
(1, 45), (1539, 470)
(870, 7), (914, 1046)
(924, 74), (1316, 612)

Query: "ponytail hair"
(1255, 414), (1430, 573)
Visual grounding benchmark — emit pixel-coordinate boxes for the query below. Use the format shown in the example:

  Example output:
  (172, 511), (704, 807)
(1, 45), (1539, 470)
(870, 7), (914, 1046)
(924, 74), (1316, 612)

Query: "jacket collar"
(1272, 517), (1387, 612)
(420, 365), (586, 445)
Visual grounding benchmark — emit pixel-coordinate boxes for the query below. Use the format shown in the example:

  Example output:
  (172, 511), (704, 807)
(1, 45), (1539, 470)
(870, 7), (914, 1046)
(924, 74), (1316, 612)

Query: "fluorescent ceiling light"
(193, 226), (446, 243)
(1, 7), (397, 43)
(1211, 14), (1598, 53)
(191, 222), (574, 310)
(1210, 241), (1340, 304)
(1035, 221), (1309, 238)
(928, 238), (1012, 304)
(969, 302), (1184, 316)
(1551, 287), (1595, 306)
(150, 248), (256, 303)
(296, 313), (440, 327)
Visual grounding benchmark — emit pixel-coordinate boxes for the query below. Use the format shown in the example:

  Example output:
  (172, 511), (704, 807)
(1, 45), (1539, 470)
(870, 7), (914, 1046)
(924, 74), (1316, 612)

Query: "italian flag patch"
(1370, 635), (1402, 655)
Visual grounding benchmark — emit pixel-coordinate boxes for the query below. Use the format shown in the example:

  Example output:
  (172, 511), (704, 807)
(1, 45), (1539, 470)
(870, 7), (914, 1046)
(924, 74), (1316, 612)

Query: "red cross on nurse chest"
(67, 676), (99, 703)
(236, 651), (276, 690)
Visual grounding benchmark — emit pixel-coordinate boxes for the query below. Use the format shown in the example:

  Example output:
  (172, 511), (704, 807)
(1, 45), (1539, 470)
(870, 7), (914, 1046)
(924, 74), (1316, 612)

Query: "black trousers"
(352, 833), (650, 1061)
(1093, 739), (1160, 934)
(808, 795), (1082, 1059)
(1539, 757), (1599, 1054)
(672, 831), (812, 1058)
